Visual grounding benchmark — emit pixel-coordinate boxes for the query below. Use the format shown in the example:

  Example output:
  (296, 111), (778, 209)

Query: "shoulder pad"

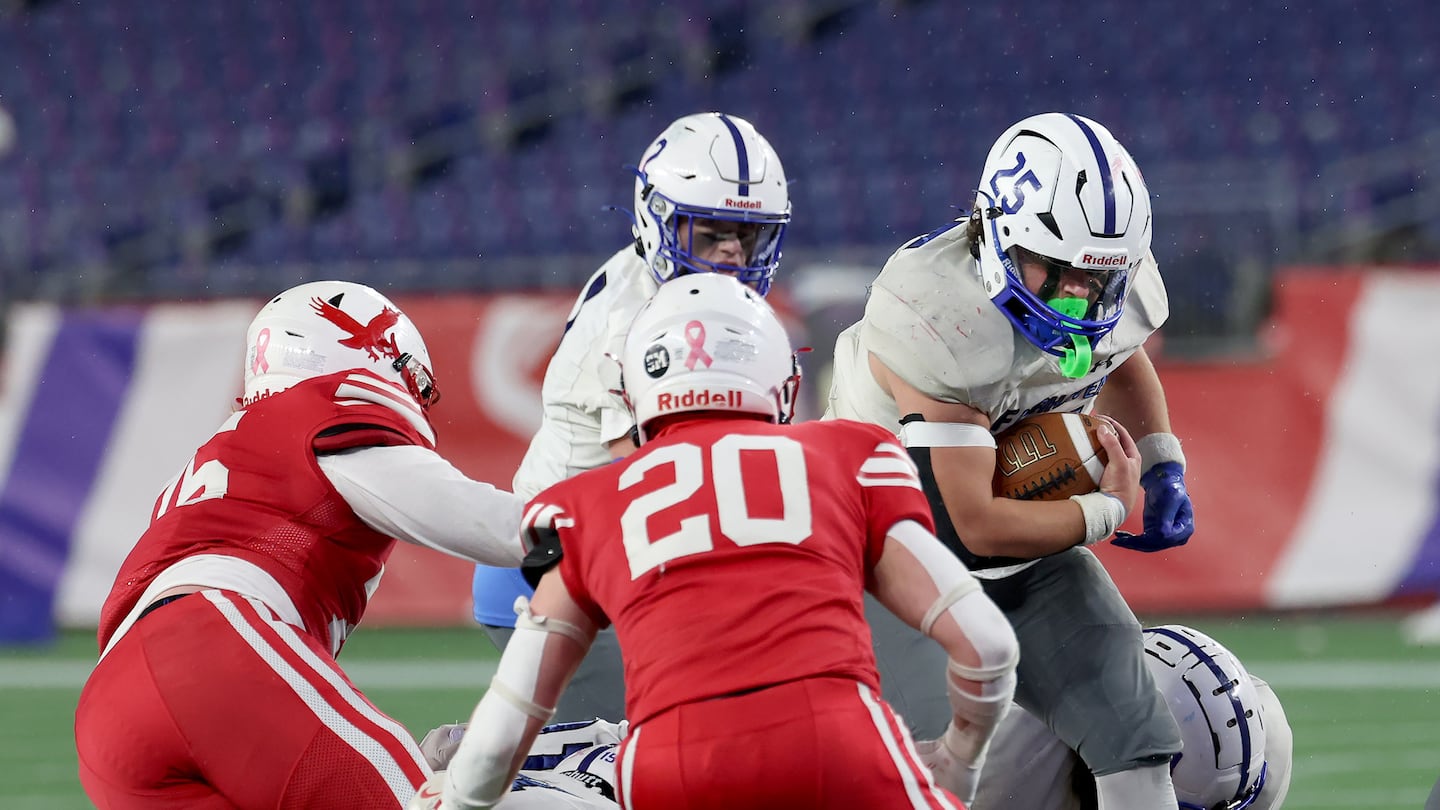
(1123, 250), (1169, 332)
(330, 370), (435, 447)
(860, 236), (1015, 402)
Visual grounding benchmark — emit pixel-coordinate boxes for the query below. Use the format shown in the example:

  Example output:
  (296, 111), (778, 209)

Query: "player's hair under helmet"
(243, 280), (440, 413)
(1143, 625), (1269, 810)
(621, 273), (799, 443)
(970, 112), (1151, 378)
(629, 112), (790, 296)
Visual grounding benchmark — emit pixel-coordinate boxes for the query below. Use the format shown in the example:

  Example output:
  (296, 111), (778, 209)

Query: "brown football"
(992, 412), (1109, 501)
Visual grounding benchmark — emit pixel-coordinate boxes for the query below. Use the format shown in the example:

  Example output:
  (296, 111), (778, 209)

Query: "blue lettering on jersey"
(990, 377), (1108, 433)
(512, 774), (570, 793)
(521, 741), (592, 772)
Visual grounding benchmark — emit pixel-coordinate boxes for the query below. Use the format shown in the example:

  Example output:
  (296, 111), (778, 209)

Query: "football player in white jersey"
(825, 112), (1196, 807)
(974, 625), (1293, 810)
(415, 719), (623, 809)
(470, 112), (791, 724)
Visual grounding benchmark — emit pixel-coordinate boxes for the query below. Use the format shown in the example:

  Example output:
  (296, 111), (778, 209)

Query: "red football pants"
(75, 590), (429, 809)
(616, 676), (963, 809)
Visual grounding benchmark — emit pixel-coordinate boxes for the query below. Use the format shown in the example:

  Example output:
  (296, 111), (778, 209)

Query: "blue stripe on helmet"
(1147, 627), (1253, 804)
(716, 113), (751, 197)
(1065, 113), (1116, 235)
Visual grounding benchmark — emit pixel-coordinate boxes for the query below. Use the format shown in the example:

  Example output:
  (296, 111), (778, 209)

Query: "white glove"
(419, 723), (469, 771)
(915, 731), (981, 804)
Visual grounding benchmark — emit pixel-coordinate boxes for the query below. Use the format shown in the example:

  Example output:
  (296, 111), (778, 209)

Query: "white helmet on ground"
(971, 112), (1151, 377)
(621, 273), (799, 443)
(1143, 625), (1269, 810)
(630, 112), (790, 295)
(243, 280), (439, 412)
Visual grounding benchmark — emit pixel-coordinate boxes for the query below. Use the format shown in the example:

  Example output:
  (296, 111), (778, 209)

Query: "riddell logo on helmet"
(724, 198), (764, 210)
(1078, 253), (1128, 268)
(656, 389), (743, 411)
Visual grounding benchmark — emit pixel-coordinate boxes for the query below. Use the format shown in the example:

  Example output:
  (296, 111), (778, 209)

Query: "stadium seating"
(0, 0), (1432, 310)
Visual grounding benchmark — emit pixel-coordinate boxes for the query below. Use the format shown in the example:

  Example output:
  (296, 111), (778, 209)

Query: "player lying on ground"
(418, 719), (623, 809)
(974, 624), (1292, 810)
(422, 624), (1293, 810)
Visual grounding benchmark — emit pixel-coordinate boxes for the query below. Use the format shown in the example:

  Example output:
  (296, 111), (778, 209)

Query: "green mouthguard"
(1048, 298), (1092, 379)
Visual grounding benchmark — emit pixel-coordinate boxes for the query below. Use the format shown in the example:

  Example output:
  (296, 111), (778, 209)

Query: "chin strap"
(1048, 297), (1092, 378)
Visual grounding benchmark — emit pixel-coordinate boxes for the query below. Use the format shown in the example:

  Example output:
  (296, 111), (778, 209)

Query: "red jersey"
(523, 417), (934, 725)
(97, 370), (433, 655)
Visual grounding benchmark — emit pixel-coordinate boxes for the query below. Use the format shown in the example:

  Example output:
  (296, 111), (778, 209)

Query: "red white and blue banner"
(1, 270), (1437, 641)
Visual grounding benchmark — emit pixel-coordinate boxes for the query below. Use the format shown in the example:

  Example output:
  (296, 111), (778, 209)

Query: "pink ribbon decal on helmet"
(251, 328), (271, 374)
(683, 320), (713, 370)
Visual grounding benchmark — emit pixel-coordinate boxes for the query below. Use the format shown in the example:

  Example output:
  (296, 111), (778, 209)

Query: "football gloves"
(1111, 461), (1194, 552)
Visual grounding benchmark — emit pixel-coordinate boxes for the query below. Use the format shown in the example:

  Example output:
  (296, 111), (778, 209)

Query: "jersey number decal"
(153, 412), (244, 520)
(618, 435), (812, 579)
(989, 151), (1043, 214)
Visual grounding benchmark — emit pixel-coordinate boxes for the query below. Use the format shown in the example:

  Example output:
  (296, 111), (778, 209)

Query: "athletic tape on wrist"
(1136, 431), (1185, 472)
(1070, 491), (1127, 545)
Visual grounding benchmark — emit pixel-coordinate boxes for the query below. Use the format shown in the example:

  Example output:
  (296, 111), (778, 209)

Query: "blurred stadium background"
(0, 0), (1438, 807)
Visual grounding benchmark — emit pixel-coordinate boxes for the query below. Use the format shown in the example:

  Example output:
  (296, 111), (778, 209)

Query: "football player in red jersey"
(75, 281), (531, 810)
(415, 273), (1020, 809)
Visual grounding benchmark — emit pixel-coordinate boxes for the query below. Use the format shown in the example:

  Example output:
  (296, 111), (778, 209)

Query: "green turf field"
(4, 614), (1437, 809)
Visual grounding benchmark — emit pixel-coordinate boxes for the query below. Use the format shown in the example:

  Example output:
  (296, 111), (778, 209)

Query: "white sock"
(1094, 763), (1175, 810)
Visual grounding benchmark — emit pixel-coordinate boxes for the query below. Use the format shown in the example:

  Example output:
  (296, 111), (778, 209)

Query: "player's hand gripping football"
(1111, 459), (1195, 552)
(1092, 415), (1141, 518)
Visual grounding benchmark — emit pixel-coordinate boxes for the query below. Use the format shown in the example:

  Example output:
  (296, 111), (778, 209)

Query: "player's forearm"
(318, 446), (527, 565)
(930, 448), (1087, 557)
(1095, 347), (1171, 438)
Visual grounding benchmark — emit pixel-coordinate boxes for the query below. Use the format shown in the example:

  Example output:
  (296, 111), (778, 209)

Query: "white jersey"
(513, 248), (658, 500)
(824, 224), (1168, 435)
(973, 677), (1291, 810)
(499, 720), (622, 809)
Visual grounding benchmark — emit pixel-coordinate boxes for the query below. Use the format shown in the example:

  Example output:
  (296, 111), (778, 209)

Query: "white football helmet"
(242, 280), (439, 412)
(971, 112), (1151, 378)
(1143, 625), (1269, 810)
(630, 112), (790, 295)
(621, 273), (799, 443)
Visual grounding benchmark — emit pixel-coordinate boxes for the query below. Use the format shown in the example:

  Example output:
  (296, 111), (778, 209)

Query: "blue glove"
(1111, 461), (1194, 552)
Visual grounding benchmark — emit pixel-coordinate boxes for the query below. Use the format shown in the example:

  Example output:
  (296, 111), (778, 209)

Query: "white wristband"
(1070, 492), (1128, 545)
(1136, 432), (1185, 472)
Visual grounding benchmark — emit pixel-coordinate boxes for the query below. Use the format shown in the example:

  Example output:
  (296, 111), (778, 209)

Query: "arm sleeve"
(317, 444), (527, 566)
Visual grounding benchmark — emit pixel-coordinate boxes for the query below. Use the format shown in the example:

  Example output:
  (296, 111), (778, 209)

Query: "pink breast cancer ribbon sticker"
(683, 320), (713, 370)
(251, 328), (271, 374)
